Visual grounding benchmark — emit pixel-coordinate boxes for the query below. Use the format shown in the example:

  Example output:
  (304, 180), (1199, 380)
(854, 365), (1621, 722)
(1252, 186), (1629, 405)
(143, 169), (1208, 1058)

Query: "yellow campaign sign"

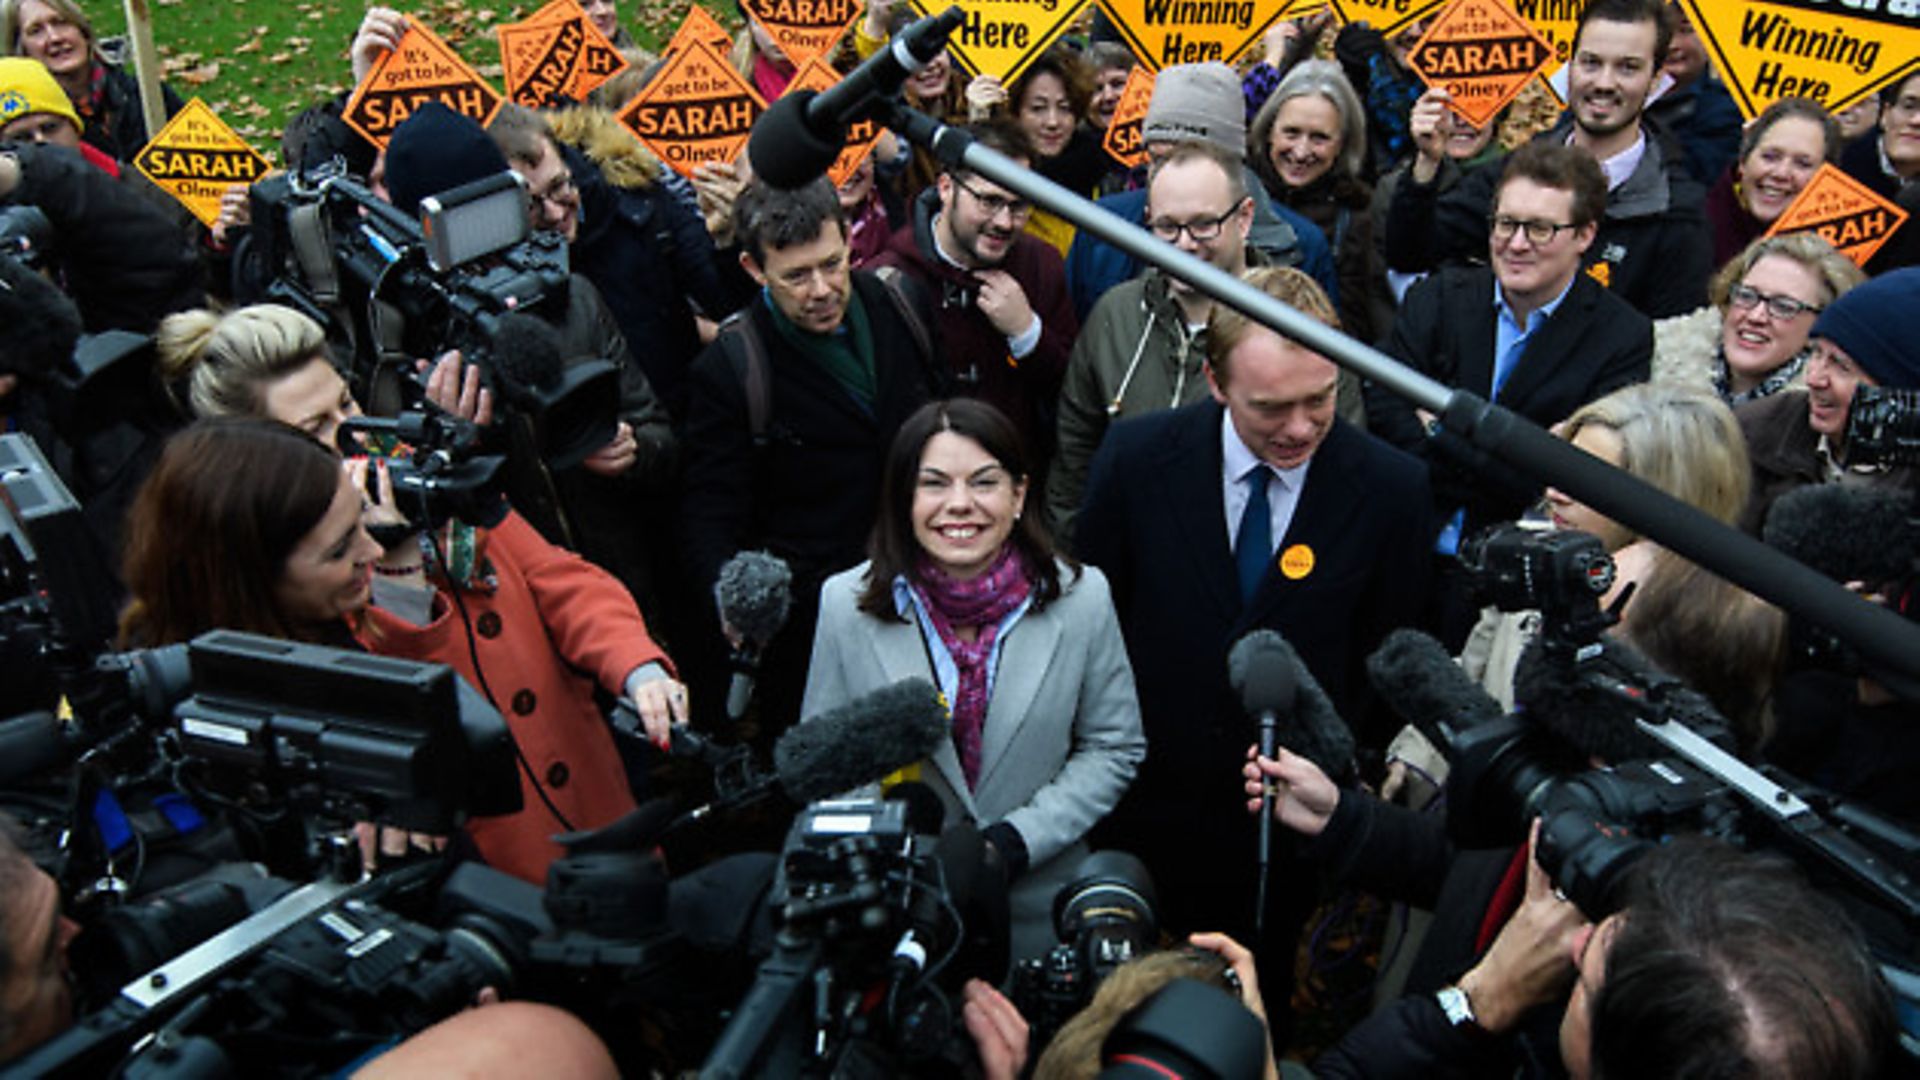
(903, 0), (1094, 82)
(1325, 0), (1449, 38)
(1404, 0), (1555, 127)
(1101, 65), (1154, 167)
(1508, 0), (1578, 74)
(133, 98), (272, 228)
(740, 0), (863, 70)
(617, 38), (766, 177)
(1097, 0), (1295, 70)
(787, 58), (884, 186)
(663, 3), (735, 58)
(1680, 0), (1920, 120)
(343, 22), (503, 148)
(1765, 163), (1909, 268)
(497, 0), (629, 107)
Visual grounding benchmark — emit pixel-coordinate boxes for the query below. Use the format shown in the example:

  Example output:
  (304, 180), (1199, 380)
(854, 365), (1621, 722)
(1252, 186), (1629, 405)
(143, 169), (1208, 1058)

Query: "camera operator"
(377, 102), (677, 611)
(0, 814), (80, 1064)
(1242, 750), (1897, 1077)
(0, 139), (203, 335)
(117, 414), (688, 884)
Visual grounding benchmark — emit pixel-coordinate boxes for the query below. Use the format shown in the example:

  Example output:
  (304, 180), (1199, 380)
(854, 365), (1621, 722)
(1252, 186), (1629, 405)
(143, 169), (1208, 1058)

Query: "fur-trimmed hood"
(545, 105), (662, 190)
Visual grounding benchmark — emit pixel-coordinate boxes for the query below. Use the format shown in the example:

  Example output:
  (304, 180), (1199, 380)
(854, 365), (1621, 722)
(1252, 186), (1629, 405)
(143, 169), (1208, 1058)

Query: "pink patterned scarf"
(911, 546), (1032, 790)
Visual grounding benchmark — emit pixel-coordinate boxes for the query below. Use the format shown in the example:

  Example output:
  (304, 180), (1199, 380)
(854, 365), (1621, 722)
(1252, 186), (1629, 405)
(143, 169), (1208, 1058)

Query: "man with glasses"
(1386, 0), (1711, 319)
(1048, 140), (1258, 548)
(486, 103), (736, 424)
(872, 123), (1078, 472)
(1369, 143), (1650, 639)
(1839, 73), (1920, 274)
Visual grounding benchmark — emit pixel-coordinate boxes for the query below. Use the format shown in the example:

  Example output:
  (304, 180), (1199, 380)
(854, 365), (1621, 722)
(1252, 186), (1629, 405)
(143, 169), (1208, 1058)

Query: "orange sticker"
(1326, 0), (1448, 38)
(740, 0), (863, 70)
(343, 22), (504, 149)
(1101, 65), (1154, 169)
(1097, 0), (1294, 71)
(1279, 544), (1315, 580)
(904, 0), (1093, 82)
(664, 4), (735, 58)
(497, 0), (629, 107)
(1680, 0), (1920, 121)
(787, 58), (883, 187)
(1404, 0), (1555, 128)
(133, 98), (273, 228)
(617, 38), (766, 177)
(1765, 164), (1910, 268)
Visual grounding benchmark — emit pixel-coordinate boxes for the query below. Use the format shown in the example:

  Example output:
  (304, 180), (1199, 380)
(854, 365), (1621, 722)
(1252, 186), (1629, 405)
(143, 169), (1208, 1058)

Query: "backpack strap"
(869, 265), (949, 396)
(716, 310), (772, 445)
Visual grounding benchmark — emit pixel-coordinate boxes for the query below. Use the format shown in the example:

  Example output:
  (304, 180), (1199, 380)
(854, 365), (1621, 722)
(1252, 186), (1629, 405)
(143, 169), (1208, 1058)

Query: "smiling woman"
(803, 399), (1145, 962)
(0, 0), (181, 162)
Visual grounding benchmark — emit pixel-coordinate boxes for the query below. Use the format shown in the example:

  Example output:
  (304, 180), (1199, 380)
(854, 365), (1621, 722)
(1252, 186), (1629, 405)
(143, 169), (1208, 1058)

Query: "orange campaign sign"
(617, 38), (766, 177)
(343, 22), (503, 148)
(1765, 164), (1909, 268)
(1404, 0), (1556, 127)
(904, 0), (1093, 82)
(133, 98), (273, 228)
(497, 0), (629, 107)
(663, 3), (734, 58)
(1325, 0), (1448, 38)
(740, 0), (863, 69)
(1097, 0), (1295, 71)
(787, 58), (884, 186)
(1101, 65), (1154, 168)
(1679, 0), (1920, 120)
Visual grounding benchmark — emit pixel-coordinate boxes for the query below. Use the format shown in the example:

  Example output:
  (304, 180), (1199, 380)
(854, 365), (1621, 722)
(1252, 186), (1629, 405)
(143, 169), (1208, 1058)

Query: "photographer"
(0, 814), (79, 1064)
(377, 102), (676, 611)
(117, 413), (687, 884)
(0, 139), (202, 334)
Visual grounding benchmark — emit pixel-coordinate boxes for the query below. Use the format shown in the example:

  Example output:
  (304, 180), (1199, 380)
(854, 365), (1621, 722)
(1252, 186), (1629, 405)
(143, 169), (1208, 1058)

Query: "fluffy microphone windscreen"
(1365, 628), (1507, 745)
(774, 677), (949, 803)
(1227, 629), (1297, 716)
(713, 550), (793, 646)
(1764, 483), (1919, 589)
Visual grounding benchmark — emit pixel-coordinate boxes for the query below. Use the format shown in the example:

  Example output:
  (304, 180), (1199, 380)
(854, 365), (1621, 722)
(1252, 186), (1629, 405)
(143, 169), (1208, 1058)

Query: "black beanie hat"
(1810, 266), (1920, 391)
(383, 101), (510, 218)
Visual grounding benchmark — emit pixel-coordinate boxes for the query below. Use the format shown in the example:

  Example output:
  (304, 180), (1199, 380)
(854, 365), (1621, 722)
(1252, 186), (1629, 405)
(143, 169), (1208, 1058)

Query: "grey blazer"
(802, 559), (1147, 960)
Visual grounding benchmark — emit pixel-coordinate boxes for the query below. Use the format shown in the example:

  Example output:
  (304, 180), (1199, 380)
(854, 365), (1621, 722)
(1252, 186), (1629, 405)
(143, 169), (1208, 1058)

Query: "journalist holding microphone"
(802, 398), (1145, 960)
(118, 303), (690, 884)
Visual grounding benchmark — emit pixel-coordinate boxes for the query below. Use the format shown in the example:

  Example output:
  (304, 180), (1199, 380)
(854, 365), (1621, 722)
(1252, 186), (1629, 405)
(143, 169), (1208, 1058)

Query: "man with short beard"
(871, 123), (1078, 473)
(1385, 0), (1711, 319)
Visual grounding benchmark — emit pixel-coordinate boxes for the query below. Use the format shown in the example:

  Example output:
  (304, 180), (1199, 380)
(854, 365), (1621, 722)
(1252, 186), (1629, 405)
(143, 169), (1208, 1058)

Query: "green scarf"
(766, 287), (876, 412)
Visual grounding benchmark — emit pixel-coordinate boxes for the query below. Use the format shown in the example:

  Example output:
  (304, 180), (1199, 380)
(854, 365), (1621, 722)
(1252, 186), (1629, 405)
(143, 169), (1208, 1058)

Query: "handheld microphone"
(1229, 630), (1358, 782)
(1364, 628), (1507, 750)
(713, 551), (793, 723)
(1228, 630), (1295, 941)
(746, 6), (965, 188)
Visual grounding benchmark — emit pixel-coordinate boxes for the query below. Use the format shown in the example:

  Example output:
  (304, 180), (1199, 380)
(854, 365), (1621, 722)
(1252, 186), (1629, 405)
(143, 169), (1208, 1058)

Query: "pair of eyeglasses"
(954, 176), (1031, 219)
(1147, 198), (1248, 243)
(530, 173), (576, 212)
(1490, 215), (1578, 245)
(1727, 282), (1821, 320)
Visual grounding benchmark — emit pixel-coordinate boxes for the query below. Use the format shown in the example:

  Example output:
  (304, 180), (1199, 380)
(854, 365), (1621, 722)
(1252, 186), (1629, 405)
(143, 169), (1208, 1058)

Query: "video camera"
(243, 161), (618, 470)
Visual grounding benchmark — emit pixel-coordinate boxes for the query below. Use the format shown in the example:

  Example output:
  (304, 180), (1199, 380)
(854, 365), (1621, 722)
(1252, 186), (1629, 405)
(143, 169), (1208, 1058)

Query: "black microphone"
(713, 551), (793, 723)
(746, 6), (965, 188)
(1763, 484), (1919, 589)
(1364, 628), (1507, 750)
(1228, 629), (1295, 941)
(773, 677), (949, 803)
(1228, 630), (1358, 782)
(0, 711), (79, 787)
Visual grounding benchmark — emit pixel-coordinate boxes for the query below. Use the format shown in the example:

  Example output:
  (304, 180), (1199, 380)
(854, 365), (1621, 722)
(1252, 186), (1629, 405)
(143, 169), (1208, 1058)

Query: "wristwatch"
(1436, 983), (1480, 1029)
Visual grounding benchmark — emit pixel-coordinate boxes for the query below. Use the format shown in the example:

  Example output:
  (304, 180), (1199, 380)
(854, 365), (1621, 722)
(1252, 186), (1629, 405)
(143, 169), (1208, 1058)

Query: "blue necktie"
(1235, 467), (1271, 604)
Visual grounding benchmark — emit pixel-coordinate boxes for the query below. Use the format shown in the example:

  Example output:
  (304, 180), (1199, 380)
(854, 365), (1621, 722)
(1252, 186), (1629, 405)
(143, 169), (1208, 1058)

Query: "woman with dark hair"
(1704, 96), (1840, 266)
(121, 412), (684, 885)
(965, 46), (1118, 255)
(802, 399), (1145, 959)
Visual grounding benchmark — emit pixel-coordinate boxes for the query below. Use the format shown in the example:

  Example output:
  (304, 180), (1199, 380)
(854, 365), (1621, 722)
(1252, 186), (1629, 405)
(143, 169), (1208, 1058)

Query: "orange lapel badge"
(1279, 543), (1315, 581)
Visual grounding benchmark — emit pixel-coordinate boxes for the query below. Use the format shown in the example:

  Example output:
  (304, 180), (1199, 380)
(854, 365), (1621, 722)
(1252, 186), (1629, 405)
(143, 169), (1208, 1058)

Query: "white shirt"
(1219, 409), (1311, 555)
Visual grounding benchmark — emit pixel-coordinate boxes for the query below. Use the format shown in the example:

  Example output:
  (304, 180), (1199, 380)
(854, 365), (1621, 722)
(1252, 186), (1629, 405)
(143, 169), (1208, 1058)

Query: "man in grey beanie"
(1736, 266), (1920, 533)
(1063, 62), (1337, 321)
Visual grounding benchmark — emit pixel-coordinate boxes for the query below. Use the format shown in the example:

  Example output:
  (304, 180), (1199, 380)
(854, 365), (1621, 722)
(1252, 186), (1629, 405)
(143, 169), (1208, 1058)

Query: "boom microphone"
(773, 678), (949, 804)
(714, 551), (794, 722)
(746, 6), (965, 188)
(1364, 628), (1507, 749)
(1763, 484), (1919, 589)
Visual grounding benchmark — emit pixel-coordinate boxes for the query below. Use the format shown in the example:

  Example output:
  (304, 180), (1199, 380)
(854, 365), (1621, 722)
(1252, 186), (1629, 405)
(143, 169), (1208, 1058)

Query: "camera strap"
(287, 201), (340, 306)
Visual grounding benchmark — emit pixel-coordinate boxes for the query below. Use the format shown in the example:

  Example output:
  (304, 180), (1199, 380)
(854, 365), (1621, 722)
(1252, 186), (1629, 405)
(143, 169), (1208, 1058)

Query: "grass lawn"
(83, 0), (712, 165)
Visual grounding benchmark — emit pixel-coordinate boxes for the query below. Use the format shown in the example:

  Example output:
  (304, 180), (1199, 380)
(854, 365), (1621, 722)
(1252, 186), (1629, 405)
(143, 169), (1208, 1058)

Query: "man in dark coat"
(1369, 142), (1652, 546)
(1385, 0), (1711, 320)
(1076, 265), (1431, 1030)
(870, 122), (1076, 472)
(681, 178), (943, 741)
